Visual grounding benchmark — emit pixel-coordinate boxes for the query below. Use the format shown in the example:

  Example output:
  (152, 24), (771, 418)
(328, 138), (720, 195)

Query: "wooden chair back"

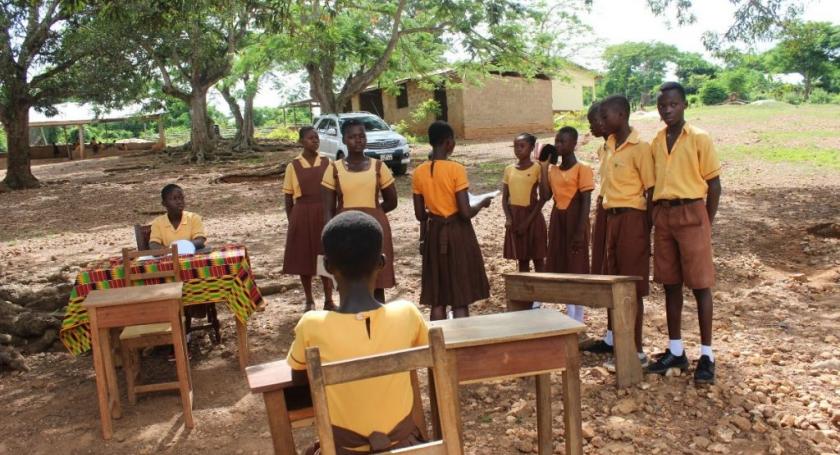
(134, 224), (152, 251)
(306, 326), (462, 455)
(122, 244), (182, 283)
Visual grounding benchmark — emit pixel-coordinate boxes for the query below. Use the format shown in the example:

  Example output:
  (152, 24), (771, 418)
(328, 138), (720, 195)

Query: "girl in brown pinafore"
(282, 127), (335, 312)
(502, 133), (548, 272)
(322, 119), (397, 303)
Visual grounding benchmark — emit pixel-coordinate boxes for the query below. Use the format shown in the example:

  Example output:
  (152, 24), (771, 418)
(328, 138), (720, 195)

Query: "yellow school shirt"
(322, 159), (395, 209)
(596, 142), (609, 197)
(283, 154), (325, 200)
(547, 162), (595, 210)
(149, 211), (205, 246)
(287, 300), (429, 447)
(503, 162), (541, 207)
(412, 160), (469, 217)
(651, 123), (721, 201)
(601, 129), (655, 210)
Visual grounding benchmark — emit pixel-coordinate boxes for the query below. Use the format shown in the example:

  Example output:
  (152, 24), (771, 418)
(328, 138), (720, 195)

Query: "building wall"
(551, 67), (597, 112)
(460, 75), (554, 139)
(355, 81), (466, 138)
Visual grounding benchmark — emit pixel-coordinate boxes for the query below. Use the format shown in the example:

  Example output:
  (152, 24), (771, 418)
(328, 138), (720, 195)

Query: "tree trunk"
(188, 87), (214, 163)
(803, 75), (812, 101)
(2, 103), (40, 189)
(241, 89), (256, 146)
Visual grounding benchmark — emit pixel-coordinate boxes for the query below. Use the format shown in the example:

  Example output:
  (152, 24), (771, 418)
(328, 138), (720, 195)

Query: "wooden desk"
(83, 282), (193, 440)
(504, 272), (643, 388)
(247, 309), (585, 455)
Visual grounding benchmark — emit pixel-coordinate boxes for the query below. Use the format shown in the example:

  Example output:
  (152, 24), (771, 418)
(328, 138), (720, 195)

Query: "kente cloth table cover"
(60, 244), (263, 355)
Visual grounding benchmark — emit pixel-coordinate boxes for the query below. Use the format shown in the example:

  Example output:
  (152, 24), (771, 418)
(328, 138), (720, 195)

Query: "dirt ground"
(1, 108), (839, 454)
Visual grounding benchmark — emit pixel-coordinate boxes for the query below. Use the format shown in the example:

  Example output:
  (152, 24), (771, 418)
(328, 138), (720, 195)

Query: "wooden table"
(82, 282), (194, 440)
(504, 272), (643, 388)
(247, 309), (585, 455)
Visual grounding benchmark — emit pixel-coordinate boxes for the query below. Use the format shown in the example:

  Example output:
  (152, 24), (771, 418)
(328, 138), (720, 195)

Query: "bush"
(782, 91), (804, 105)
(699, 80), (728, 105)
(0, 129), (6, 153)
(553, 110), (588, 132)
(687, 94), (700, 107)
(262, 126), (298, 141)
(807, 88), (832, 104)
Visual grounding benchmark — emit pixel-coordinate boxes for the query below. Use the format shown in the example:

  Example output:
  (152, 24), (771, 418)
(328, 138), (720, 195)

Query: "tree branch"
(141, 43), (190, 101)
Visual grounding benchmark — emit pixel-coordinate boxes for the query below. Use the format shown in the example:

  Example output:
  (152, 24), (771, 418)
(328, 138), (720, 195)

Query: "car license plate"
(381, 154), (393, 161)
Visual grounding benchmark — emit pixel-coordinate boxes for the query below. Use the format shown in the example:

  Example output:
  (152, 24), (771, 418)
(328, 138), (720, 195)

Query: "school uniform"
(602, 128), (655, 297)
(321, 159), (397, 289)
(546, 162), (595, 273)
(288, 300), (428, 453)
(502, 162), (548, 261)
(591, 142), (609, 274)
(412, 160), (490, 309)
(149, 211), (205, 247)
(651, 123), (720, 289)
(282, 154), (330, 276)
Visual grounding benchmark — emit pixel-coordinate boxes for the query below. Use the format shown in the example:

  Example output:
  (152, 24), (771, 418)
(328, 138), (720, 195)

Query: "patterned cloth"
(60, 244), (263, 355)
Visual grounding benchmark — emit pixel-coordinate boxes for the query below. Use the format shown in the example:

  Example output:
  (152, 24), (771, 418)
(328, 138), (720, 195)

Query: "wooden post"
(78, 125), (86, 159)
(157, 117), (166, 147)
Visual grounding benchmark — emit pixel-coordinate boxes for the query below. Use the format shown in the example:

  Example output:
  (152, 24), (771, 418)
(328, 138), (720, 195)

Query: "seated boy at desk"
(149, 184), (207, 251)
(287, 211), (429, 454)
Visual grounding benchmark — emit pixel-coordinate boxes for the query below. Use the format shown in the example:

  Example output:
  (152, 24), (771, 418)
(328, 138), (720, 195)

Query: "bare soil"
(1, 113), (839, 454)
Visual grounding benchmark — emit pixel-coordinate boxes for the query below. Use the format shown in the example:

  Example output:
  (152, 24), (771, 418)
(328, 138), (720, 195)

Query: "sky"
(214, 0), (840, 113)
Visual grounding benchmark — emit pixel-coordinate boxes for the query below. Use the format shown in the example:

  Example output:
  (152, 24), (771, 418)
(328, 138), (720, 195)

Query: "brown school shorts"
(652, 200), (715, 289)
(605, 208), (650, 297)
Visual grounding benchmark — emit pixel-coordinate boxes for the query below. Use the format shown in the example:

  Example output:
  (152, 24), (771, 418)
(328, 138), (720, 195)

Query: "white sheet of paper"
(468, 190), (500, 206)
(317, 255), (338, 287)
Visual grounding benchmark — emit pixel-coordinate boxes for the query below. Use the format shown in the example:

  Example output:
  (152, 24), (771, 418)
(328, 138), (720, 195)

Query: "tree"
(600, 42), (678, 108)
(767, 21), (840, 99)
(115, 0), (255, 162)
(699, 79), (728, 105)
(0, 1), (146, 189)
(674, 52), (719, 94)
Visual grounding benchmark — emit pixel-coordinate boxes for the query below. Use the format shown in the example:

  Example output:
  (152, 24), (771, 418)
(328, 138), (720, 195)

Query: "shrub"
(0, 129), (6, 153)
(699, 80), (728, 105)
(263, 127), (298, 141)
(807, 88), (832, 104)
(553, 110), (588, 132)
(782, 91), (804, 105)
(687, 94), (701, 107)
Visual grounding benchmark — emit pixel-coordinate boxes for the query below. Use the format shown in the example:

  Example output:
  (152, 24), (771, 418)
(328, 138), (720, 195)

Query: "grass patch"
(721, 145), (840, 169)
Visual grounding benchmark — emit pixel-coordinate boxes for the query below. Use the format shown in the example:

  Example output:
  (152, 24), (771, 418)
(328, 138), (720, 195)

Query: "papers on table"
(468, 190), (500, 206)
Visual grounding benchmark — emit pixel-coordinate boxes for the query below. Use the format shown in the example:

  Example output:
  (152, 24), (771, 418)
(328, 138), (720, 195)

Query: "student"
(502, 133), (548, 273)
(583, 101), (619, 353)
(412, 121), (491, 321)
(542, 127), (593, 323)
(599, 95), (655, 368)
(322, 119), (398, 303)
(287, 211), (429, 454)
(282, 126), (335, 312)
(645, 82), (722, 385)
(149, 184), (206, 251)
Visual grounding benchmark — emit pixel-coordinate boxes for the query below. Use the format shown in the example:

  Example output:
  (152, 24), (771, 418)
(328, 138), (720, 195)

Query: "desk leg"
(611, 282), (643, 388)
(535, 374), (552, 455)
(263, 390), (297, 455)
(236, 318), (249, 371)
(171, 308), (195, 429)
(562, 337), (583, 455)
(89, 315), (113, 440)
(99, 328), (122, 420)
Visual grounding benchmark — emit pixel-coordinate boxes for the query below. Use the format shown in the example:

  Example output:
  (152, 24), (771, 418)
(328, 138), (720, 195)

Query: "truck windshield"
(340, 116), (390, 132)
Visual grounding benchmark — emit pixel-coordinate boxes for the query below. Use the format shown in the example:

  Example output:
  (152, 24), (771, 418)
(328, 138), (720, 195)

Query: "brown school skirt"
(605, 208), (650, 297)
(340, 207), (396, 289)
(503, 204), (548, 261)
(420, 214), (490, 309)
(591, 198), (608, 275)
(546, 193), (590, 274)
(282, 200), (325, 276)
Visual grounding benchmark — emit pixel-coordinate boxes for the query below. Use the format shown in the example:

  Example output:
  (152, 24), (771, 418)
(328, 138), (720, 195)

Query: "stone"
(665, 367), (682, 377)
(611, 398), (638, 415)
(825, 335), (838, 344)
(708, 443), (728, 453)
(514, 438), (533, 453)
(814, 359), (840, 371)
(693, 436), (711, 449)
(780, 414), (796, 427)
(581, 422), (595, 440)
(731, 415), (752, 432)
(711, 425), (734, 443)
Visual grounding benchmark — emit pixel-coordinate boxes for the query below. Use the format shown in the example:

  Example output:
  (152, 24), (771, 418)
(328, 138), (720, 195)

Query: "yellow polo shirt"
(503, 162), (541, 207)
(283, 154), (325, 200)
(287, 300), (429, 449)
(149, 211), (205, 246)
(651, 123), (721, 201)
(322, 160), (395, 209)
(596, 142), (609, 197)
(601, 129), (655, 210)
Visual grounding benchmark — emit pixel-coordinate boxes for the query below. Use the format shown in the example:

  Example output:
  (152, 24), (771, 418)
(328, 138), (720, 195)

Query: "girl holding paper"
(411, 121), (492, 320)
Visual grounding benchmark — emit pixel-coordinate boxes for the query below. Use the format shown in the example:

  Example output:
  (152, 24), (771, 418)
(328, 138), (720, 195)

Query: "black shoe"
(694, 355), (715, 385)
(644, 349), (689, 374)
(581, 340), (614, 354)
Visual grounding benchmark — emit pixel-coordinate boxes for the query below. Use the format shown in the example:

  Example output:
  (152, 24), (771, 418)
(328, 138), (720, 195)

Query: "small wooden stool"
(84, 282), (194, 440)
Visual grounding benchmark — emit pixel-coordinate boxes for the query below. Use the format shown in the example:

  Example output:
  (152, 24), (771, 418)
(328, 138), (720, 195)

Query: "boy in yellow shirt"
(287, 211), (429, 453)
(149, 184), (206, 250)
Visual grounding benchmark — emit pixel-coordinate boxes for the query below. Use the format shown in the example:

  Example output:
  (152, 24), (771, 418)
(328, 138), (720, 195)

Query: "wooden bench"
(504, 272), (643, 388)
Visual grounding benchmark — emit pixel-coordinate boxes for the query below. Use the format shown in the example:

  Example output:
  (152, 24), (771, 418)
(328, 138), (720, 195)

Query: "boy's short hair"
(298, 125), (316, 140)
(539, 144), (558, 164)
(161, 183), (182, 200)
(341, 118), (365, 136)
(659, 81), (687, 101)
(558, 126), (578, 143)
(516, 133), (537, 147)
(322, 211), (383, 280)
(428, 121), (454, 147)
(601, 95), (631, 117)
(587, 101), (601, 118)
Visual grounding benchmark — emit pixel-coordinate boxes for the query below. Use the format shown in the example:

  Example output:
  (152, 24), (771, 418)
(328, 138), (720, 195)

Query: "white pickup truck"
(314, 112), (411, 175)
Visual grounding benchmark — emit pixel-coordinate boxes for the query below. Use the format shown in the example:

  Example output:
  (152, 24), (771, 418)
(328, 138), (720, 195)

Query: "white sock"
(637, 352), (646, 359)
(604, 330), (614, 346)
(668, 339), (684, 356)
(701, 345), (714, 362)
